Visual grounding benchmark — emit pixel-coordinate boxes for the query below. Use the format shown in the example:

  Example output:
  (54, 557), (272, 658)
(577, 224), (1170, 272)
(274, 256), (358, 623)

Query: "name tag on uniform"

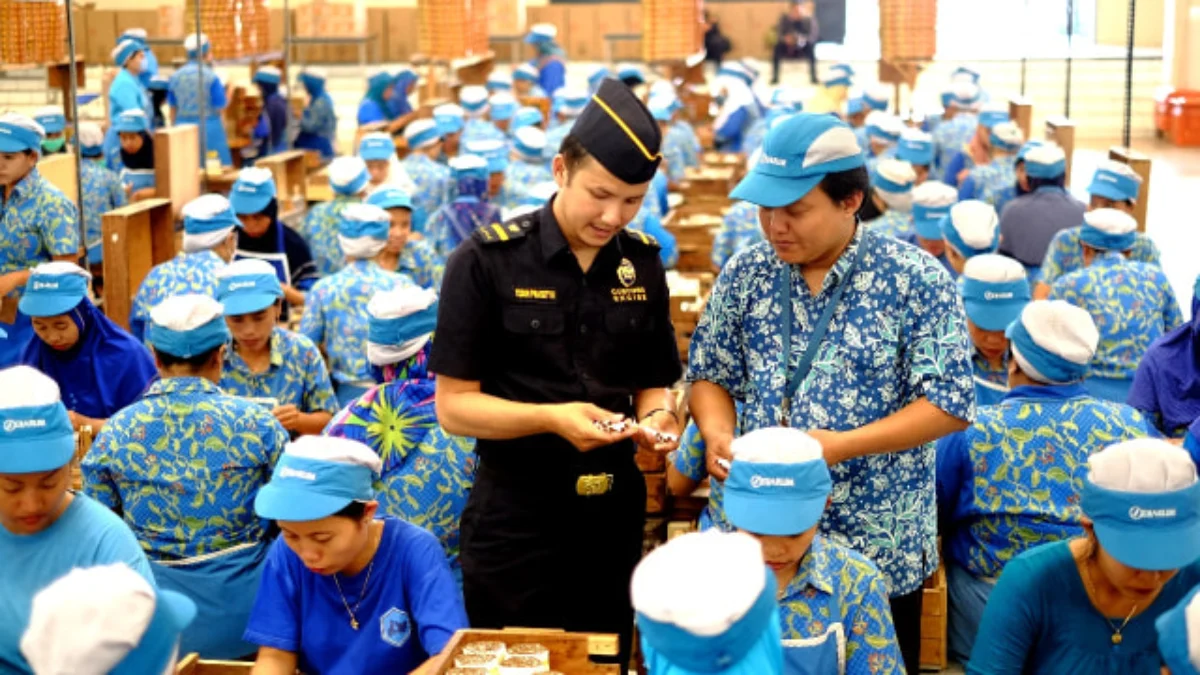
(611, 287), (647, 303)
(514, 287), (557, 302)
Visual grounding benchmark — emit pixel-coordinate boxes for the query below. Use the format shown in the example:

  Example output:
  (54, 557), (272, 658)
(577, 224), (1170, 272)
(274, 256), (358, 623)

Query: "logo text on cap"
(1129, 506), (1177, 520)
(984, 291), (1014, 301)
(30, 281), (59, 291)
(228, 281), (257, 291)
(278, 467), (317, 481)
(5, 419), (46, 433)
(760, 155), (788, 168)
(750, 475), (795, 489)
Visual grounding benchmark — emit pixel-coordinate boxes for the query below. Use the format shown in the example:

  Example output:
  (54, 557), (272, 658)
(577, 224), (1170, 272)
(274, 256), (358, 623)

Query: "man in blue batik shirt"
(687, 112), (974, 674)
(936, 300), (1156, 665)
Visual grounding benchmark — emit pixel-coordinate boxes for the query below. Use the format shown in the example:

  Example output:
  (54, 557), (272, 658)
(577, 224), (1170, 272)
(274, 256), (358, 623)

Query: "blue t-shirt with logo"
(244, 516), (467, 674)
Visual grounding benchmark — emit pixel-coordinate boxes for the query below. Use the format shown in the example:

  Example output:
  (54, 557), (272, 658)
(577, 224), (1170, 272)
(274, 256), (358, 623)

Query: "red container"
(1168, 92), (1200, 148)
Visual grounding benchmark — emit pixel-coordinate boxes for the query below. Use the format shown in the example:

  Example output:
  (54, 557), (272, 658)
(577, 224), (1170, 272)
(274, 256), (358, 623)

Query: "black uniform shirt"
(429, 199), (682, 474)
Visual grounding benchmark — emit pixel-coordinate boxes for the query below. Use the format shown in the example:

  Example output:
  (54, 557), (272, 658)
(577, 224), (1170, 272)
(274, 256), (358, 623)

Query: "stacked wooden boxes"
(668, 272), (710, 363)
(0, 0), (65, 66)
(419, 0), (490, 60)
(700, 151), (747, 183)
(185, 0), (271, 60)
(639, 442), (667, 556)
(294, 0), (361, 38)
(488, 0), (525, 36)
(878, 0), (936, 61)
(641, 0), (701, 64)
(919, 563), (949, 670)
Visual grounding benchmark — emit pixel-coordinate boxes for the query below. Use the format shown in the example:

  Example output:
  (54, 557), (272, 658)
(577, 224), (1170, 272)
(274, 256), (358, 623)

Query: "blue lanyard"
(777, 234), (867, 426)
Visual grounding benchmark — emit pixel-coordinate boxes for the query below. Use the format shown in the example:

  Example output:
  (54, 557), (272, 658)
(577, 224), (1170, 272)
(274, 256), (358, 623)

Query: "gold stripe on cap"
(491, 223), (509, 241)
(589, 95), (663, 163)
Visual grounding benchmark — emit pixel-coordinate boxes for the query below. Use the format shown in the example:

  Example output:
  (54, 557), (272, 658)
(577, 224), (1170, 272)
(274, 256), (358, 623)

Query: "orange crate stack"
(879, 0), (936, 61)
(642, 0), (702, 63)
(0, 0), (66, 66)
(419, 0), (489, 60)
(185, 0), (271, 60)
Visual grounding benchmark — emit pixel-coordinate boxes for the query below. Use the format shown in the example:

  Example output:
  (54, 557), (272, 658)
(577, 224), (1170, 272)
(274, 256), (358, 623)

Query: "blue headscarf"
(20, 298), (157, 419)
(299, 71), (327, 99)
(1129, 278), (1200, 436)
(388, 70), (419, 119)
(365, 72), (396, 122)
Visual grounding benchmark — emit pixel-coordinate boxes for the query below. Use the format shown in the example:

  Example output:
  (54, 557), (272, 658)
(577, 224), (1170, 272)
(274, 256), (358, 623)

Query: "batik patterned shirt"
(711, 201), (765, 272)
(167, 61), (225, 119)
(1038, 226), (1162, 287)
(863, 209), (915, 243)
(397, 239), (444, 290)
(80, 160), (127, 264)
(129, 250), (225, 343)
(299, 195), (357, 277)
(669, 420), (729, 532)
(401, 154), (453, 233)
(960, 156), (1017, 210)
(687, 229), (976, 595)
(936, 384), (1154, 578)
(82, 377), (289, 560)
(220, 327), (338, 415)
(0, 169), (79, 275)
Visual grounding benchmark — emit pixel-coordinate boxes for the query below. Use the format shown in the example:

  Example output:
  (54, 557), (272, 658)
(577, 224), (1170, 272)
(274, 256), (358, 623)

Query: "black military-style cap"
(573, 78), (663, 185)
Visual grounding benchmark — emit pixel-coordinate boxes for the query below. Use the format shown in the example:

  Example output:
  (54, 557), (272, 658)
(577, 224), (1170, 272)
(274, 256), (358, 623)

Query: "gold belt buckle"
(576, 473), (614, 496)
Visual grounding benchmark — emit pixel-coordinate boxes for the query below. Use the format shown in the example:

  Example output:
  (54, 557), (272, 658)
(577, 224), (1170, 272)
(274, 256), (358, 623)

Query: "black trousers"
(772, 41), (817, 85)
(890, 586), (925, 675)
(460, 460), (647, 666)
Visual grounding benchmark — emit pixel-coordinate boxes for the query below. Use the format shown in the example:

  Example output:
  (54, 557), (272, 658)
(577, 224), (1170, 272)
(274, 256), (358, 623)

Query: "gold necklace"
(1081, 558), (1138, 645)
(332, 524), (379, 631)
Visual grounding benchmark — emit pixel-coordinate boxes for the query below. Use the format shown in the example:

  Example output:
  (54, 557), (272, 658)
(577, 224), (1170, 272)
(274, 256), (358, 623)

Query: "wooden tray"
(175, 654), (251, 674)
(431, 628), (620, 674)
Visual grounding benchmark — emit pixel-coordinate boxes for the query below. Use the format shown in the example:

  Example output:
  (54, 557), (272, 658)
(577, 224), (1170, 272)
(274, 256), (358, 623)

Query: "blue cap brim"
(112, 590), (197, 675)
(0, 435), (75, 474)
(254, 483), (356, 522)
(726, 494), (826, 536)
(963, 300), (1025, 332)
(730, 172), (822, 209)
(361, 149), (394, 161)
(914, 219), (943, 240)
(1093, 518), (1200, 571)
(229, 192), (273, 216)
(18, 294), (83, 318)
(221, 293), (279, 316)
(1087, 180), (1131, 202)
(0, 136), (33, 153)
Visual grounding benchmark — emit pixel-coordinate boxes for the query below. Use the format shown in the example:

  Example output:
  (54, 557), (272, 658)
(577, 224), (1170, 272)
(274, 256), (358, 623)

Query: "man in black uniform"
(430, 79), (682, 663)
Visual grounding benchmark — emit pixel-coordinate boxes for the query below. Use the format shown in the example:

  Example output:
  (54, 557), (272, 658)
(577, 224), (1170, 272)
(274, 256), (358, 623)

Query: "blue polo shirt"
(244, 517), (467, 675)
(997, 187), (1086, 269)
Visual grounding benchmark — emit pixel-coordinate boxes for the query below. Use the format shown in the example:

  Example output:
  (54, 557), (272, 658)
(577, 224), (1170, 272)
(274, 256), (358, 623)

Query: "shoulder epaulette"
(623, 228), (661, 249)
(474, 219), (532, 245)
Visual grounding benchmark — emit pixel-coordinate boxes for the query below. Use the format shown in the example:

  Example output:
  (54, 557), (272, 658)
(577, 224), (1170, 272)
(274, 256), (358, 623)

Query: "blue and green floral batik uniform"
(300, 260), (413, 402)
(973, 351), (1010, 408)
(935, 383), (1155, 661)
(168, 60), (232, 166)
(299, 195), (356, 277)
(1038, 226), (1161, 287)
(711, 201), (764, 271)
(669, 420), (729, 532)
(396, 239), (444, 290)
(324, 344), (475, 576)
(1049, 252), (1183, 382)
(688, 229), (976, 597)
(401, 153), (453, 233)
(82, 376), (289, 559)
(461, 118), (506, 146)
(220, 327), (338, 416)
(863, 209), (915, 243)
(80, 160), (127, 265)
(129, 250), (225, 343)
(778, 535), (905, 675)
(959, 156), (1017, 210)
(932, 113), (977, 180)
(0, 168), (80, 365)
(499, 160), (552, 213)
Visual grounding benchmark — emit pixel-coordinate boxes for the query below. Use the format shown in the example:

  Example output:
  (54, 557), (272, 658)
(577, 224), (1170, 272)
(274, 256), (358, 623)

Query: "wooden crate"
(102, 199), (177, 330)
(681, 166), (735, 199)
(432, 628), (620, 674)
(645, 471), (667, 514)
(154, 124), (201, 222)
(1107, 147), (1152, 232)
(256, 150), (309, 218)
(176, 654), (251, 674)
(918, 563), (948, 671)
(1008, 97), (1033, 142)
(1045, 117), (1076, 188)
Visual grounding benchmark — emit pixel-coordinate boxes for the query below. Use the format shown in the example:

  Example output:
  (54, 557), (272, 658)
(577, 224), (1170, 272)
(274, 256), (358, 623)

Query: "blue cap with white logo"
(255, 435), (382, 521)
(19, 262), (90, 318)
(978, 106), (1009, 129)
(896, 129), (934, 167)
(113, 110), (150, 134)
(511, 106), (543, 132)
(147, 294), (230, 359)
(229, 167), (276, 215)
(731, 113), (864, 209)
(434, 103), (465, 135)
(0, 113), (45, 153)
(1088, 160), (1142, 203)
(941, 200), (1000, 258)
(724, 427), (832, 536)
(358, 133), (395, 161)
(465, 140), (507, 173)
(846, 97), (866, 116)
(489, 92), (518, 121)
(367, 187), (414, 212)
(513, 63), (539, 84)
(217, 259), (284, 316)
(33, 108), (66, 135)
(0, 366), (75, 474)
(912, 181), (958, 240)
(960, 255), (1030, 331)
(513, 126), (547, 160)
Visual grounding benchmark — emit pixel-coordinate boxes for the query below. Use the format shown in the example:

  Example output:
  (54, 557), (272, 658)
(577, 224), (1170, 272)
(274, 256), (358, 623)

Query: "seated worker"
(771, 0), (818, 85)
(245, 436), (468, 675)
(1035, 160), (1159, 297)
(713, 62), (760, 152)
(542, 89), (589, 166)
(632, 530), (784, 675)
(433, 103), (465, 163)
(356, 69), (397, 132)
(498, 127), (552, 214)
(301, 156), (370, 277)
(385, 68), (420, 130)
(84, 293), (290, 659)
(300, 204), (415, 406)
(958, 120), (1024, 210)
(486, 71), (511, 94)
(428, 155), (504, 260)
(104, 38), (150, 170)
(114, 110), (157, 202)
(1129, 273), (1200, 438)
(969, 439), (1200, 675)
(76, 121), (127, 269)
(31, 107), (67, 155)
(250, 65), (289, 158)
(509, 105), (544, 135)
(895, 128), (935, 185)
(231, 168), (319, 310)
(19, 564), (195, 675)
(944, 103), (1008, 188)
(910, 180), (959, 273)
(367, 188), (443, 289)
(459, 86), (506, 146)
(932, 81), (982, 181)
(19, 262), (156, 432)
(998, 143), (1084, 277)
(129, 194), (239, 342)
(958, 254), (1031, 407)
(1048, 209), (1183, 403)
(523, 23), (566, 98)
(325, 287), (475, 578)
(400, 119), (453, 234)
(863, 111), (904, 173)
(724, 427), (904, 672)
(512, 63), (548, 99)
(863, 158), (917, 241)
(216, 260), (338, 437)
(463, 138), (508, 205)
(938, 300), (1155, 665)
(488, 92), (518, 135)
(294, 68), (338, 162)
(0, 365), (153, 672)
(359, 132), (416, 196)
(941, 199), (1000, 275)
